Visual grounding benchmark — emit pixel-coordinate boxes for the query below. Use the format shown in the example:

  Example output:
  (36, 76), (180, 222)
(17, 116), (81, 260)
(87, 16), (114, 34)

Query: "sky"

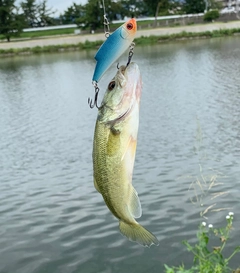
(47, 0), (87, 15)
(16, 0), (87, 16)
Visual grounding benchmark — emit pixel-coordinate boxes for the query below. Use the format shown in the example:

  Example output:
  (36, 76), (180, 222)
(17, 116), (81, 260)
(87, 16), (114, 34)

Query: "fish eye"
(108, 81), (115, 91)
(127, 23), (133, 30)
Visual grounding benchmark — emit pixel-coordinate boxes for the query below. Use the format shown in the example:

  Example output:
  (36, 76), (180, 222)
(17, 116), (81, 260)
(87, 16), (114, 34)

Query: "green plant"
(31, 46), (42, 54)
(204, 10), (220, 22)
(165, 213), (240, 273)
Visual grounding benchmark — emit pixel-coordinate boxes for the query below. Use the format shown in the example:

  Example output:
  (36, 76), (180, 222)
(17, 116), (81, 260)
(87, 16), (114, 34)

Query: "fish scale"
(93, 121), (130, 220)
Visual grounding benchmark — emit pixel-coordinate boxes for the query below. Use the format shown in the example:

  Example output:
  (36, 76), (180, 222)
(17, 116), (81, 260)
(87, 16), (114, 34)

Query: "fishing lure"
(92, 18), (137, 83)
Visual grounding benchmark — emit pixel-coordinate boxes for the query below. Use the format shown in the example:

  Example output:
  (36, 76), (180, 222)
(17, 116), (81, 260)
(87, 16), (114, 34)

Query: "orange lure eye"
(108, 81), (115, 91)
(127, 23), (133, 30)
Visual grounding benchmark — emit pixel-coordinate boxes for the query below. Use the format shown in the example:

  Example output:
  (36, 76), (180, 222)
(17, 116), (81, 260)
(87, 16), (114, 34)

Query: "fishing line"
(102, 0), (110, 38)
(88, 0), (111, 109)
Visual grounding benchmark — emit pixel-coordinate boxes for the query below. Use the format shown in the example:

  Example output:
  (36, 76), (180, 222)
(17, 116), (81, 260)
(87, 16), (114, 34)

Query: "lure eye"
(108, 81), (115, 91)
(127, 23), (133, 30)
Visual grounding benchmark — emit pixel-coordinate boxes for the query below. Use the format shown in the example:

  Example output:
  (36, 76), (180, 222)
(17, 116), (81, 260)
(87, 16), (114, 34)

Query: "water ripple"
(0, 40), (240, 273)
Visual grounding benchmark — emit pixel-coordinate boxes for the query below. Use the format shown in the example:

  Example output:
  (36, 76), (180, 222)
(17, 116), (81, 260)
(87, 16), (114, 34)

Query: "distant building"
(217, 0), (240, 8)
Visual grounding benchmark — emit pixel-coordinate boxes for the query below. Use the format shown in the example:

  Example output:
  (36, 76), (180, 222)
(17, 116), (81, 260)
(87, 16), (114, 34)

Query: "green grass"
(1, 28), (240, 57)
(0, 28), (77, 40)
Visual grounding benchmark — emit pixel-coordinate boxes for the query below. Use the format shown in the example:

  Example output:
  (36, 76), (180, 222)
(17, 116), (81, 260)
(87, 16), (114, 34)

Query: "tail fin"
(119, 220), (159, 247)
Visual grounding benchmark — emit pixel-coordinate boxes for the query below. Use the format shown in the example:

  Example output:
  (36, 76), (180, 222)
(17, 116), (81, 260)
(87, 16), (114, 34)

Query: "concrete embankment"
(1, 21), (240, 50)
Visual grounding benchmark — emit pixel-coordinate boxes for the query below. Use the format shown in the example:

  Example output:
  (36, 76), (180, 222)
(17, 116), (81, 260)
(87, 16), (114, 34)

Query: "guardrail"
(112, 14), (204, 24)
(23, 14), (205, 33)
(23, 24), (77, 32)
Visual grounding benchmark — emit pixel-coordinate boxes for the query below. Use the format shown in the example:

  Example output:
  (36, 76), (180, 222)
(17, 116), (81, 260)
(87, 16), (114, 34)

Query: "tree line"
(0, 0), (55, 41)
(59, 0), (221, 29)
(0, 0), (222, 41)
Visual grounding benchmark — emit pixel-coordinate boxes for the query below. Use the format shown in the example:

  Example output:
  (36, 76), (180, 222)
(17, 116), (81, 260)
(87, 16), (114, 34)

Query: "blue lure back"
(92, 18), (137, 83)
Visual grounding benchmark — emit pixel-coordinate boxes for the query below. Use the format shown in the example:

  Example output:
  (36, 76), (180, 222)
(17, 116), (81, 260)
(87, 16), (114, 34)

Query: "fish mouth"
(117, 62), (140, 83)
(120, 62), (141, 96)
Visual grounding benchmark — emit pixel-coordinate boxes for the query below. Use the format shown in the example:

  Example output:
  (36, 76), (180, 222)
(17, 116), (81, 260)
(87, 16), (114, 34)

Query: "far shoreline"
(1, 21), (240, 57)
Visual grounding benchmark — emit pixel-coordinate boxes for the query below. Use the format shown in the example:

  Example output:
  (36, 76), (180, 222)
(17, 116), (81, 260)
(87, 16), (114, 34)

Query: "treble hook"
(88, 82), (101, 109)
(126, 42), (135, 67)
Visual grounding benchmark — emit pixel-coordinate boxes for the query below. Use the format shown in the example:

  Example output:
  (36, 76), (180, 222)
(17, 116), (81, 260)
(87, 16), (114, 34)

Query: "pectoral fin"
(121, 136), (137, 162)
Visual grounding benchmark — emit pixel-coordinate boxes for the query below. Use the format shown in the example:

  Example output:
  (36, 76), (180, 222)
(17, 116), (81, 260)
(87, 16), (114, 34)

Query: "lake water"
(0, 36), (240, 273)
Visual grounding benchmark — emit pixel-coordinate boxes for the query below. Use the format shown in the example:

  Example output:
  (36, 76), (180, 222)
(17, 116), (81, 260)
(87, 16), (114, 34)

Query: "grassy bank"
(135, 27), (240, 45)
(0, 20), (158, 40)
(0, 28), (76, 40)
(0, 40), (103, 56)
(1, 28), (240, 57)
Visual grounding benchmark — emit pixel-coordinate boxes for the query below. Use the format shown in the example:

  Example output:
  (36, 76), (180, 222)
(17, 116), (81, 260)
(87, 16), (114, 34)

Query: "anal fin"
(128, 186), (142, 219)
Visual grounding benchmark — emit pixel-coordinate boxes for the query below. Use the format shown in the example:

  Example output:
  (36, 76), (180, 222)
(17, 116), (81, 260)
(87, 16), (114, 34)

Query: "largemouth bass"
(92, 18), (137, 83)
(92, 62), (159, 247)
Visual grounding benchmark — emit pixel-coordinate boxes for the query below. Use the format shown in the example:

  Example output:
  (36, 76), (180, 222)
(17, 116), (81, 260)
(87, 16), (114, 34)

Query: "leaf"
(164, 264), (175, 273)
(203, 233), (209, 245)
(235, 246), (240, 253)
(182, 240), (193, 252)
